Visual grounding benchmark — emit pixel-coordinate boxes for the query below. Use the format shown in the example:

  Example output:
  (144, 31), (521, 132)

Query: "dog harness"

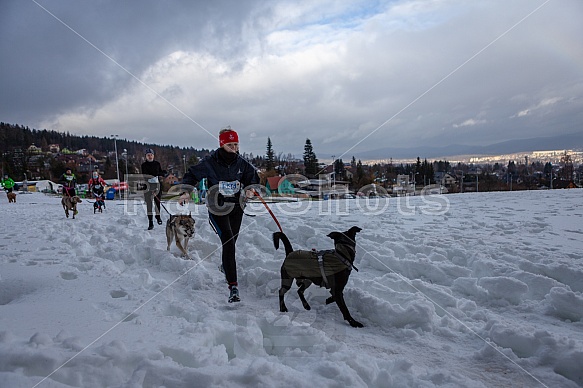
(312, 246), (359, 287)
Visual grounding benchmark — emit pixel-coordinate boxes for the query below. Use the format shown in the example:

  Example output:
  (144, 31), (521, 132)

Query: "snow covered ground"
(0, 189), (582, 388)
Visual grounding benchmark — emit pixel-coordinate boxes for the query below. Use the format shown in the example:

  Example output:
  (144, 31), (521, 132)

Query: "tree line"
(0, 122), (210, 181)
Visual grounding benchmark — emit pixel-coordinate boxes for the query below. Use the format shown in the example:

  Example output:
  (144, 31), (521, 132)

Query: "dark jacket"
(59, 173), (76, 188)
(141, 160), (165, 178)
(183, 149), (259, 204)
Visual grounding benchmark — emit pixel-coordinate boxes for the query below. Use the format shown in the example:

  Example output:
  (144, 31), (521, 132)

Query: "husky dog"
(61, 196), (82, 219)
(166, 213), (195, 258)
(7, 192), (16, 203)
(273, 226), (363, 328)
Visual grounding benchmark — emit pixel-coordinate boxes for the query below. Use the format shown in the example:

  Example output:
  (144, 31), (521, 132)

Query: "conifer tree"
(334, 158), (345, 180)
(303, 139), (318, 177)
(266, 137), (275, 171)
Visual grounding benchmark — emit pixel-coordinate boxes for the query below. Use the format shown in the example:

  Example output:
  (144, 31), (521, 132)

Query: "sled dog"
(273, 226), (364, 328)
(7, 192), (16, 203)
(61, 196), (82, 219)
(166, 213), (195, 258)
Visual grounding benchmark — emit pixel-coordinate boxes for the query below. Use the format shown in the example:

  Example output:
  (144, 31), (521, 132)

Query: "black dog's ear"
(327, 231), (342, 241)
(348, 226), (362, 234)
(341, 226), (362, 239)
(328, 226), (362, 243)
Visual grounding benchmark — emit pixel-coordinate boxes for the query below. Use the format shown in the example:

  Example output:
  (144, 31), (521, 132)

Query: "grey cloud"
(1, 0), (582, 159)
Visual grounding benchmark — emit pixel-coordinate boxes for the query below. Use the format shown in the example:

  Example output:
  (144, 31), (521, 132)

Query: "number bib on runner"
(219, 180), (241, 197)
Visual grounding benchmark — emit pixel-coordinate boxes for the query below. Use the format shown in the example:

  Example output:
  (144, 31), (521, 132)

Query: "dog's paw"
(280, 306), (288, 313)
(348, 319), (364, 328)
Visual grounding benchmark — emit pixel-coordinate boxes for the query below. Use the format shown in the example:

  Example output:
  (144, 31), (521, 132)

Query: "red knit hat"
(219, 130), (239, 147)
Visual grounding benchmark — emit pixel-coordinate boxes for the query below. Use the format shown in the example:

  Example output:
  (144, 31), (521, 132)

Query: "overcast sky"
(1, 0), (582, 160)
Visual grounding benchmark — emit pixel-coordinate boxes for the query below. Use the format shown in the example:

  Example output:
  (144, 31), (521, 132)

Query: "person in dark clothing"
(181, 127), (260, 303)
(89, 171), (107, 212)
(141, 148), (166, 230)
(59, 168), (77, 198)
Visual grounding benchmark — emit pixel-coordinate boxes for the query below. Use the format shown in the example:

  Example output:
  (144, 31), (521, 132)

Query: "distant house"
(27, 144), (42, 153)
(393, 174), (414, 196)
(434, 172), (456, 187)
(266, 176), (296, 196)
(49, 144), (60, 153)
(294, 175), (349, 198)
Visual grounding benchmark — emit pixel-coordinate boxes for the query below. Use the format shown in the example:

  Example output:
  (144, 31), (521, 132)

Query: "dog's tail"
(273, 232), (294, 256)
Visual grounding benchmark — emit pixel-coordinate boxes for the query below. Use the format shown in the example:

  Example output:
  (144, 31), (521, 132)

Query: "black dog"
(273, 226), (363, 328)
(93, 197), (105, 213)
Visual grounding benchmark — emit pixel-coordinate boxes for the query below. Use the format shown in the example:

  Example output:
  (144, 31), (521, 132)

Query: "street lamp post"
(331, 155), (335, 195)
(549, 169), (553, 189)
(123, 148), (129, 180)
(183, 155), (186, 178)
(111, 135), (121, 199)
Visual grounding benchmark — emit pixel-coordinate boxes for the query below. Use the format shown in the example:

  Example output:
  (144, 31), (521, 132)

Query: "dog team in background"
(2, 127), (364, 324)
(88, 171), (107, 213)
(1, 175), (16, 203)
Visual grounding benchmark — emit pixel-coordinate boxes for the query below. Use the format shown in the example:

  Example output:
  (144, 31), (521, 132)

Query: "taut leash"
(252, 189), (283, 234)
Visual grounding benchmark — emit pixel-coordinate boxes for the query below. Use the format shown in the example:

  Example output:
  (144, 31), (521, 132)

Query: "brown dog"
(7, 192), (16, 203)
(61, 196), (82, 219)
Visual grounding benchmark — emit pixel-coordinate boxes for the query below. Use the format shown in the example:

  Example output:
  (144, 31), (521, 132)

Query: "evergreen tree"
(543, 162), (553, 176)
(334, 158), (345, 180)
(356, 160), (364, 185)
(266, 137), (275, 172)
(303, 139), (318, 177)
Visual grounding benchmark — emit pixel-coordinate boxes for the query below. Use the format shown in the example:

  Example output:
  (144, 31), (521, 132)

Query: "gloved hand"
(178, 192), (190, 206)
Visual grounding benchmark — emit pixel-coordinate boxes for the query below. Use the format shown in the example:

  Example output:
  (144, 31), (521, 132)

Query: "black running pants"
(208, 205), (244, 286)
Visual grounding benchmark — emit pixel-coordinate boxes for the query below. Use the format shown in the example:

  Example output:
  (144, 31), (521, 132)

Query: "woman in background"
(141, 148), (165, 230)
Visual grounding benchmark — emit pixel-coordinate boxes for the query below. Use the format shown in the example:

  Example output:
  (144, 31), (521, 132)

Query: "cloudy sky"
(1, 0), (582, 160)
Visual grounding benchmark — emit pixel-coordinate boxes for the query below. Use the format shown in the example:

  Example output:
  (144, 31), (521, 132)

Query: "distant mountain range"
(357, 131), (583, 161)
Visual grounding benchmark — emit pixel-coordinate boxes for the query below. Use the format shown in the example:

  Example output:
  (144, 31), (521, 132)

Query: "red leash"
(252, 189), (283, 233)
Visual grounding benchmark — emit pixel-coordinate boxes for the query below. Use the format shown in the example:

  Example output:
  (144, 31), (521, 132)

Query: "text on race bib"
(219, 180), (241, 197)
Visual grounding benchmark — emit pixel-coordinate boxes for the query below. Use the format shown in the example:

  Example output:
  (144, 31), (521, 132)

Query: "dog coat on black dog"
(274, 226), (363, 328)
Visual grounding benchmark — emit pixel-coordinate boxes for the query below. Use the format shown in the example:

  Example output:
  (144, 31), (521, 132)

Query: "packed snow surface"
(1, 189), (582, 387)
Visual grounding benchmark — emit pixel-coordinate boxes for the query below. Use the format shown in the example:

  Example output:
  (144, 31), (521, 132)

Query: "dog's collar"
(335, 244), (355, 260)
(316, 245), (359, 272)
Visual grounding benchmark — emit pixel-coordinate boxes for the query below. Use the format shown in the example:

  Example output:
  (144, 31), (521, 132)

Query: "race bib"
(219, 180), (241, 197)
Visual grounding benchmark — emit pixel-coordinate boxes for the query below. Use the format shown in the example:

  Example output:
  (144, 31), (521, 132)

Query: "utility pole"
(123, 148), (129, 182)
(460, 171), (463, 194)
(111, 135), (120, 199)
(331, 155), (335, 189)
(183, 155), (186, 177)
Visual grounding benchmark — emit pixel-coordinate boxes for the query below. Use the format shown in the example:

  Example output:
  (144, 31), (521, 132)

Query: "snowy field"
(0, 189), (582, 388)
